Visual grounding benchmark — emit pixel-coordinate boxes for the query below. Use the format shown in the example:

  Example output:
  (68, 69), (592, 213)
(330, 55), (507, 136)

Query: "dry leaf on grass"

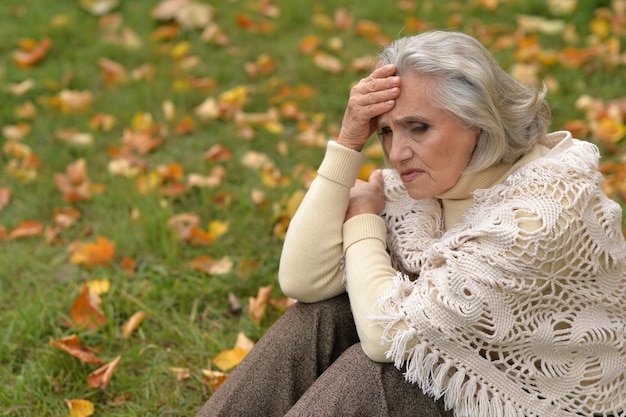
(69, 285), (107, 331)
(50, 335), (106, 365)
(64, 399), (95, 417)
(122, 311), (146, 338)
(248, 285), (272, 324)
(88, 355), (122, 389)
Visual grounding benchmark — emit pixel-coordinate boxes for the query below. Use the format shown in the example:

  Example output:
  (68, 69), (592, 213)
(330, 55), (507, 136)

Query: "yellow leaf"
(171, 41), (192, 59)
(87, 279), (110, 296)
(208, 220), (229, 240)
(212, 348), (248, 371)
(65, 399), (95, 417)
(589, 17), (610, 39)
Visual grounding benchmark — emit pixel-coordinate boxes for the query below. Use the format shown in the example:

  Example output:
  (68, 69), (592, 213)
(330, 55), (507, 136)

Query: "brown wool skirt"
(194, 292), (454, 417)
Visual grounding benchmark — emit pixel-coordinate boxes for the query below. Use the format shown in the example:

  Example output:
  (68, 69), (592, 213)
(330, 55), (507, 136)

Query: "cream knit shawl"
(374, 132), (626, 417)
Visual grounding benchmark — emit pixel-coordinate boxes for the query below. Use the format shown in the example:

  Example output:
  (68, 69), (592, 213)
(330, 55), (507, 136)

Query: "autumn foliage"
(1, 0), (626, 415)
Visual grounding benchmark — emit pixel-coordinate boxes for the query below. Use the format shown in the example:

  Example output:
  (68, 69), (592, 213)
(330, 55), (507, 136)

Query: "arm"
(278, 141), (365, 302)
(279, 64), (400, 302)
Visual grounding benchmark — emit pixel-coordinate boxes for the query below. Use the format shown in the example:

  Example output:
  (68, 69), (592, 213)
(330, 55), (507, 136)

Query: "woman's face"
(377, 72), (479, 200)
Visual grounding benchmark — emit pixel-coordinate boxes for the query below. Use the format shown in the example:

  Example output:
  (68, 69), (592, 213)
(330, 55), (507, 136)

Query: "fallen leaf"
(211, 348), (248, 372)
(8, 220), (44, 239)
(80, 0), (120, 16)
(8, 79), (36, 96)
(121, 311), (146, 338)
(0, 188), (11, 211)
(313, 51), (343, 73)
(64, 399), (95, 417)
(55, 90), (94, 113)
(98, 57), (128, 85)
(88, 355), (121, 389)
(234, 332), (255, 352)
(69, 285), (107, 330)
(87, 279), (110, 296)
(13, 37), (52, 68)
(201, 369), (228, 391)
(120, 257), (137, 276)
(53, 207), (82, 229)
(2, 122), (31, 140)
(69, 236), (115, 268)
(189, 256), (233, 275)
(248, 285), (272, 324)
(169, 366), (191, 381)
(228, 292), (242, 315)
(50, 335), (106, 365)
(121, 128), (163, 155)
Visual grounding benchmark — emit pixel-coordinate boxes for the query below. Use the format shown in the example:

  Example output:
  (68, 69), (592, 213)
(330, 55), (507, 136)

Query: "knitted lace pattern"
(374, 135), (626, 417)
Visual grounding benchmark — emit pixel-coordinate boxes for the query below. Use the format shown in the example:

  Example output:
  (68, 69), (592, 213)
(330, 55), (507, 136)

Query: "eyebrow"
(378, 114), (430, 128)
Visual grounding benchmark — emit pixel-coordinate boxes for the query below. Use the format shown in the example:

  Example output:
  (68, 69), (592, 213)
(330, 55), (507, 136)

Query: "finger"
(368, 169), (384, 187)
(359, 76), (400, 96)
(373, 63), (395, 76)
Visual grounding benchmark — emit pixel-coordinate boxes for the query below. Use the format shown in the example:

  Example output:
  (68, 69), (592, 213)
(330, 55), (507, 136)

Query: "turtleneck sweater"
(279, 139), (547, 361)
(280, 134), (626, 416)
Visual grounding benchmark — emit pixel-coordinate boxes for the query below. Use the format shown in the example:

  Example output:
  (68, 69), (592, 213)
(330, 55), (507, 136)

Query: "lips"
(400, 169), (424, 183)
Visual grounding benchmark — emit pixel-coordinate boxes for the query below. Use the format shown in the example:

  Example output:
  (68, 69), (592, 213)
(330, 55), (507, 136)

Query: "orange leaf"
(98, 57), (128, 85)
(121, 129), (163, 155)
(202, 143), (233, 162)
(8, 220), (43, 239)
(50, 334), (106, 365)
(120, 257), (136, 276)
(121, 311), (145, 338)
(248, 285), (272, 324)
(88, 355), (121, 389)
(189, 256), (233, 275)
(69, 285), (107, 330)
(69, 236), (115, 268)
(64, 399), (95, 417)
(174, 115), (195, 135)
(13, 37), (52, 68)
(299, 35), (320, 54)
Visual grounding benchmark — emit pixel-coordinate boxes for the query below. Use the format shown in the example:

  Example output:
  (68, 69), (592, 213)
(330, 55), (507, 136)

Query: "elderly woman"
(196, 31), (626, 417)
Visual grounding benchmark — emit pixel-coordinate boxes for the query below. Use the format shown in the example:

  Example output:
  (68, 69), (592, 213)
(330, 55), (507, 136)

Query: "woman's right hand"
(337, 64), (400, 152)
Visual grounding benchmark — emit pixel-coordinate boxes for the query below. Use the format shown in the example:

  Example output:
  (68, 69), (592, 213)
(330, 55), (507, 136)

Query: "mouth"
(399, 168), (424, 183)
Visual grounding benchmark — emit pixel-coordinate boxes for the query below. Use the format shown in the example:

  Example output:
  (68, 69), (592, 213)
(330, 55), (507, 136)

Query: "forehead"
(377, 73), (441, 126)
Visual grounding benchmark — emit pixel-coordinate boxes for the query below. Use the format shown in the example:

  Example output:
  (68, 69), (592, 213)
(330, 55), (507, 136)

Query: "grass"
(1, 0), (625, 415)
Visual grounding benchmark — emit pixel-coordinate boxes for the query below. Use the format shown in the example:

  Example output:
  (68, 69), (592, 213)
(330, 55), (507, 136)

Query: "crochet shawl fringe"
(373, 273), (525, 417)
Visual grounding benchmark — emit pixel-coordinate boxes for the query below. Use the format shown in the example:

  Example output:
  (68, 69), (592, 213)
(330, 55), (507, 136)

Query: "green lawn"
(1, 0), (625, 415)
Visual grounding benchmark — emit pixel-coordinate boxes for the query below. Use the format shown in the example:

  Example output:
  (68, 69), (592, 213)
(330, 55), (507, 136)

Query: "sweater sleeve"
(342, 214), (405, 362)
(278, 141), (366, 303)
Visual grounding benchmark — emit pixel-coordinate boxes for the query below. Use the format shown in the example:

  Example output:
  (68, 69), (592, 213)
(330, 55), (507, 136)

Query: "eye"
(378, 126), (392, 137)
(410, 123), (429, 134)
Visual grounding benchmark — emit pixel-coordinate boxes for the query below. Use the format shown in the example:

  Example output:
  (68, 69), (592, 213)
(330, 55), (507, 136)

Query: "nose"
(386, 134), (413, 165)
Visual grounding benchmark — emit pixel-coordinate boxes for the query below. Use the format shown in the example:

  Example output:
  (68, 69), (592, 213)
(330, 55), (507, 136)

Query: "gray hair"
(378, 30), (551, 172)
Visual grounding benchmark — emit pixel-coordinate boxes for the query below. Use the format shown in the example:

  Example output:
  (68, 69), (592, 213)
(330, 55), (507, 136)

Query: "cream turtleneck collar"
(436, 144), (549, 230)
